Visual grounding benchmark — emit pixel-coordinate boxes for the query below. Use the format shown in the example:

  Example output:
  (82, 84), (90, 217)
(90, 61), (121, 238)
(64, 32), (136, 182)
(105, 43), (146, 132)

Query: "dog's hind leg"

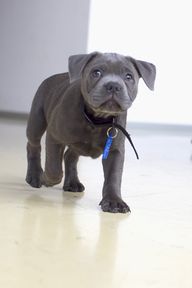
(26, 97), (47, 188)
(63, 148), (85, 192)
(41, 132), (65, 186)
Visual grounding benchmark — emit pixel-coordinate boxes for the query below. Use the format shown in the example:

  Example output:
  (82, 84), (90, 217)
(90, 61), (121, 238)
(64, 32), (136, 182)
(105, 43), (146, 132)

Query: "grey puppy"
(26, 52), (156, 213)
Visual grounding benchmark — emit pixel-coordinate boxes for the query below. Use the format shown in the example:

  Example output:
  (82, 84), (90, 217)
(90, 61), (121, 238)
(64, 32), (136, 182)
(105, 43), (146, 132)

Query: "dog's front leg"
(100, 146), (130, 213)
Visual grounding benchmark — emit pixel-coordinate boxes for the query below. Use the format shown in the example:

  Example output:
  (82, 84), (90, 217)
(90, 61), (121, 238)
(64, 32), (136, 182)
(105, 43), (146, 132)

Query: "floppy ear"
(132, 59), (156, 90)
(68, 52), (99, 83)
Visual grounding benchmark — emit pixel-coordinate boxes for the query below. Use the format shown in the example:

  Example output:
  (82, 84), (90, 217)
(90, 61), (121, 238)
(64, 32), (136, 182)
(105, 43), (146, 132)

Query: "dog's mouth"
(101, 99), (122, 111)
(91, 99), (124, 117)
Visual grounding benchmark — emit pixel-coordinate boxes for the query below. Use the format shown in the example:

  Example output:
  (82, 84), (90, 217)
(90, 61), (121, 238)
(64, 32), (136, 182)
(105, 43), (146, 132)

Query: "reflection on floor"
(0, 118), (192, 288)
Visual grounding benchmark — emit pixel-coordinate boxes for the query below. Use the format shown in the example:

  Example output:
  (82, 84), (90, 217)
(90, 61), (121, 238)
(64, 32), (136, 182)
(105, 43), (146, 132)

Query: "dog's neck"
(83, 102), (139, 160)
(83, 104), (116, 127)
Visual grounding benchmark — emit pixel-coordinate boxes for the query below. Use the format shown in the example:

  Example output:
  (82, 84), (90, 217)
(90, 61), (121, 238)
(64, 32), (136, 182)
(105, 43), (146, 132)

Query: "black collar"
(83, 106), (115, 127)
(83, 105), (139, 160)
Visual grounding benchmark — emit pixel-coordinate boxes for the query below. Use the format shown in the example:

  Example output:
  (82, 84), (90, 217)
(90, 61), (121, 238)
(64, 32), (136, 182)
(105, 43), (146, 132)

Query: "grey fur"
(26, 52), (156, 213)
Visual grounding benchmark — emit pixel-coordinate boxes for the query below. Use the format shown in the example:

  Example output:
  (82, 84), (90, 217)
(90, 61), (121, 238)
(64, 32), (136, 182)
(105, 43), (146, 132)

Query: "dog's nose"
(105, 82), (122, 93)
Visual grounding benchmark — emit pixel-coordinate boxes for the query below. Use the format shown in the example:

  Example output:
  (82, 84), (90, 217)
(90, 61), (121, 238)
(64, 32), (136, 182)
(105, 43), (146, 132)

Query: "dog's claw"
(25, 174), (42, 188)
(63, 181), (85, 192)
(100, 197), (131, 213)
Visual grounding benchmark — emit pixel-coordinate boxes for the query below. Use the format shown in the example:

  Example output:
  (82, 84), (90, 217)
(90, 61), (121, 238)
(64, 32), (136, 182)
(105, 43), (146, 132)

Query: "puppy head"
(68, 52), (156, 117)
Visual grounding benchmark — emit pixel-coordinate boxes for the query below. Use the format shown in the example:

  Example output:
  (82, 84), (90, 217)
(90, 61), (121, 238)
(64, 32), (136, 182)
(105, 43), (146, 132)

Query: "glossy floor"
(0, 118), (192, 288)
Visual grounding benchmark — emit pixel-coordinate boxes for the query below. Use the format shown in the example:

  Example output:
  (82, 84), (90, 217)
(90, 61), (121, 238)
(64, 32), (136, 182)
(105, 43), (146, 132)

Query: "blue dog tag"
(102, 135), (113, 160)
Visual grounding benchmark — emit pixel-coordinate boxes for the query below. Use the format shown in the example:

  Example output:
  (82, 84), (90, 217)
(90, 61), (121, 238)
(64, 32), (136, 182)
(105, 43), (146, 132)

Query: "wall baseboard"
(0, 111), (191, 137)
(0, 111), (28, 121)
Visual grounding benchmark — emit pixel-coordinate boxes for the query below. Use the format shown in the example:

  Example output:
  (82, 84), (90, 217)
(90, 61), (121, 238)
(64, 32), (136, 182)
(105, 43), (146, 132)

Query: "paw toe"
(100, 198), (131, 213)
(63, 181), (85, 192)
(26, 174), (42, 188)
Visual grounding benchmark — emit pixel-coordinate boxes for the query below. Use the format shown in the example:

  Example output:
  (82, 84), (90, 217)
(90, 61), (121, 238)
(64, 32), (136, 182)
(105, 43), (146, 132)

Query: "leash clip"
(107, 127), (118, 138)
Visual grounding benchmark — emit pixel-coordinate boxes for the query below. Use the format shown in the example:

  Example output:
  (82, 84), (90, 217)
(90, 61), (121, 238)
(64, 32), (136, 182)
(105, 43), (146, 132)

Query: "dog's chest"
(69, 126), (108, 159)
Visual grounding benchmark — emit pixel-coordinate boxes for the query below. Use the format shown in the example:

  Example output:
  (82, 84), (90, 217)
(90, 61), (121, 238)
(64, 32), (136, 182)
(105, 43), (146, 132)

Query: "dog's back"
(26, 73), (69, 140)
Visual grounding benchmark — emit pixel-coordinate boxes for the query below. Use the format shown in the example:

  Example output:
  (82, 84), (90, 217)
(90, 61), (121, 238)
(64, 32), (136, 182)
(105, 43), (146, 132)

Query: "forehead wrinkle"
(90, 53), (122, 66)
(85, 53), (137, 76)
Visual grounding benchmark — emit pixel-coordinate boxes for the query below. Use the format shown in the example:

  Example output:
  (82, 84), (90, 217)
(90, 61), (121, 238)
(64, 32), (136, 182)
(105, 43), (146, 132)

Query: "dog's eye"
(125, 73), (133, 80)
(92, 69), (102, 78)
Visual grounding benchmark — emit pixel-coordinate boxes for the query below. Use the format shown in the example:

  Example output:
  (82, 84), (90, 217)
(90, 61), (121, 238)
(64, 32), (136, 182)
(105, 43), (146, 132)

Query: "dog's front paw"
(63, 180), (85, 192)
(99, 196), (131, 213)
(26, 168), (43, 188)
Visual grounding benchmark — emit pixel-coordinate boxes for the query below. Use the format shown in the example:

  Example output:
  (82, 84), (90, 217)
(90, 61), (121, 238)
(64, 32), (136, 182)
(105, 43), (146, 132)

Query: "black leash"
(83, 107), (139, 160)
(113, 122), (139, 159)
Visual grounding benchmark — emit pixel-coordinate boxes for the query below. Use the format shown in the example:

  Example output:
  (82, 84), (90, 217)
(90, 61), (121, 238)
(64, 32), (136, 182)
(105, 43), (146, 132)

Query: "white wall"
(0, 0), (90, 113)
(88, 0), (192, 125)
